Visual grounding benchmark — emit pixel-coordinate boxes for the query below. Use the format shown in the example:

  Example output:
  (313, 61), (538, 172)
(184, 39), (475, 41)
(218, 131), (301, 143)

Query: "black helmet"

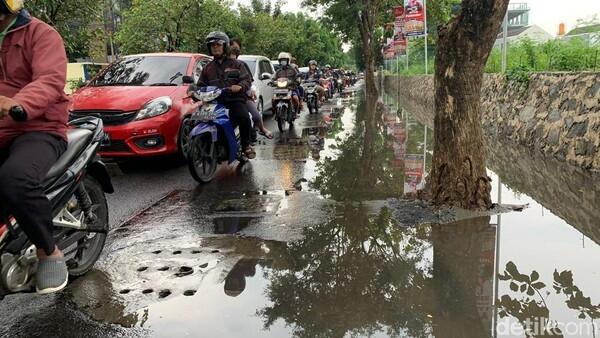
(205, 31), (230, 57)
(309, 60), (318, 66)
(1, 0), (23, 14)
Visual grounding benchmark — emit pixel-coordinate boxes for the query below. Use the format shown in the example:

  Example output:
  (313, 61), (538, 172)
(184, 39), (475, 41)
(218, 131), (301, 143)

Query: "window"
(194, 58), (209, 83)
(91, 56), (190, 86)
(261, 60), (274, 74)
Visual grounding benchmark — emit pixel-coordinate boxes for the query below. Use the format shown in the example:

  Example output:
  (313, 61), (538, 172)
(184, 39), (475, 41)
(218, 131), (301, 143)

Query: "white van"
(238, 55), (276, 114)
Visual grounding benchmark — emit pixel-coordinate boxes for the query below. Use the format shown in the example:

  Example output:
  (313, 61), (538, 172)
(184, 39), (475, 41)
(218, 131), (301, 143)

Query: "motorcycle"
(0, 108), (113, 299)
(187, 86), (247, 183)
(336, 78), (344, 94)
(270, 77), (299, 133)
(303, 80), (320, 115)
(320, 78), (333, 100)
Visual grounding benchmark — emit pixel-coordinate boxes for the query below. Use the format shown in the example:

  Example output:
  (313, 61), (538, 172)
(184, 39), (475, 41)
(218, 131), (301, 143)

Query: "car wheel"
(178, 117), (192, 159)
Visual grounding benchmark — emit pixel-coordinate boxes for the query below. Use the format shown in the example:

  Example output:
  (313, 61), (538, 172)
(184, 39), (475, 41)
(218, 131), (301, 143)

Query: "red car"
(69, 53), (211, 158)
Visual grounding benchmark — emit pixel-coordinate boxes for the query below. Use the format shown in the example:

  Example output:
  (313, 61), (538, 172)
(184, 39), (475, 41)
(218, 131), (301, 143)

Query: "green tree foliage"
(27, 0), (104, 61)
(115, 0), (346, 67)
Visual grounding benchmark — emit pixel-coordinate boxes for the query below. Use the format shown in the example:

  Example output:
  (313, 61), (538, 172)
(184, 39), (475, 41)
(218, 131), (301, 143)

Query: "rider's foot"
(244, 146), (256, 159)
(36, 254), (68, 294)
(259, 129), (273, 139)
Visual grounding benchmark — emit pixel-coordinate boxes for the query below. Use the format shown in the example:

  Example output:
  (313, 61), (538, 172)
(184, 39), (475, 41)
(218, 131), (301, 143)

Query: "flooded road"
(2, 85), (600, 338)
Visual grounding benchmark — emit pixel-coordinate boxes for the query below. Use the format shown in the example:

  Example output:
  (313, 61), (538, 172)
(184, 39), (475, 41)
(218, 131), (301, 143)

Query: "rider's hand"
(0, 96), (20, 120)
(230, 85), (242, 93)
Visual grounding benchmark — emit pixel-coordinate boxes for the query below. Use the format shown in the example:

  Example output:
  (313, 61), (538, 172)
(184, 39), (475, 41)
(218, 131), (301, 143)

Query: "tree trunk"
(358, 8), (379, 100)
(429, 0), (510, 210)
(431, 217), (495, 336)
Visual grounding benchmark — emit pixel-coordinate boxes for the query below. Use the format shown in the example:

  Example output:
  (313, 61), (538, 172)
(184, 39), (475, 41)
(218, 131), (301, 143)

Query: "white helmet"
(278, 52), (292, 63)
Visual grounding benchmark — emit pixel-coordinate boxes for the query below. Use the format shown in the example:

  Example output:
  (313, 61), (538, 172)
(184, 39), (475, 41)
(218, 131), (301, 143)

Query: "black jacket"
(198, 57), (252, 103)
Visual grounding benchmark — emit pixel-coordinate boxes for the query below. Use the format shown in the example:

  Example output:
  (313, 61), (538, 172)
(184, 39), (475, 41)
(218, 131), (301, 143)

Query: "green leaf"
(532, 282), (546, 289)
(530, 270), (540, 282)
(510, 282), (519, 292)
(498, 273), (511, 281)
(520, 284), (527, 293)
(527, 287), (535, 296)
(579, 312), (586, 319)
(505, 261), (519, 278)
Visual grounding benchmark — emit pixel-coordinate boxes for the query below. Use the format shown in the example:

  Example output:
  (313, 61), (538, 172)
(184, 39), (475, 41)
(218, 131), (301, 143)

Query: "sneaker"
(36, 256), (68, 294)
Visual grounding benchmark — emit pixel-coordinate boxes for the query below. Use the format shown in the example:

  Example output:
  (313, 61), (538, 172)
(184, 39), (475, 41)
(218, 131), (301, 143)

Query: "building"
(562, 24), (600, 45)
(494, 3), (553, 47)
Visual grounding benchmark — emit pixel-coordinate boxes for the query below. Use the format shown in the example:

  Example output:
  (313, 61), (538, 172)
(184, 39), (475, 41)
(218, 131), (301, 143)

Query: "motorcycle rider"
(229, 38), (273, 140)
(273, 52), (301, 116)
(304, 60), (325, 103)
(197, 31), (255, 158)
(0, 1), (70, 294)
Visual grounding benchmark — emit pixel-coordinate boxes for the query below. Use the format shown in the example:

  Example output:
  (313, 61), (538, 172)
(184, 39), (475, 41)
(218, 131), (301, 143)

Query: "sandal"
(259, 130), (274, 139)
(244, 147), (256, 159)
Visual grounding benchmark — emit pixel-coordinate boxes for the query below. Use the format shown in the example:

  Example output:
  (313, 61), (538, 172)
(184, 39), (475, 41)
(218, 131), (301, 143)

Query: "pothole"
(184, 290), (196, 296)
(137, 267), (148, 272)
(175, 266), (194, 277)
(142, 289), (154, 294)
(119, 289), (131, 295)
(158, 290), (172, 299)
(157, 266), (170, 271)
(191, 250), (201, 254)
(152, 250), (162, 254)
(173, 250), (182, 255)
(211, 250), (220, 253)
(199, 263), (209, 268)
(213, 217), (255, 235)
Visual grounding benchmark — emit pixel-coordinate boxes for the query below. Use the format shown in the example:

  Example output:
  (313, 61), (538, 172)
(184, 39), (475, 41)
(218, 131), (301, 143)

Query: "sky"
(236, 0), (600, 36)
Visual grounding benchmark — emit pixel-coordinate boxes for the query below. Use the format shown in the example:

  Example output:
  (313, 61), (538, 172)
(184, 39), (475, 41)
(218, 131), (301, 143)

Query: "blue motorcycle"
(187, 86), (246, 183)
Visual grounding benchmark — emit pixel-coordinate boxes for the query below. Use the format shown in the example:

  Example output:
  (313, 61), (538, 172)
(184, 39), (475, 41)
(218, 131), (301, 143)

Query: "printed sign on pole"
(404, 0), (426, 37)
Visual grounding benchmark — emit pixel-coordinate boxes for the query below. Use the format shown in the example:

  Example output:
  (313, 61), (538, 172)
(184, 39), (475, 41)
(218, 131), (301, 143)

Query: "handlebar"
(9, 106), (27, 122)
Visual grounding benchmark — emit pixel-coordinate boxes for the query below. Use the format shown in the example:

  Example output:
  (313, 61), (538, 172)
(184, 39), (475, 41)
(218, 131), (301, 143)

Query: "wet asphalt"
(0, 89), (358, 338)
(4, 84), (599, 338)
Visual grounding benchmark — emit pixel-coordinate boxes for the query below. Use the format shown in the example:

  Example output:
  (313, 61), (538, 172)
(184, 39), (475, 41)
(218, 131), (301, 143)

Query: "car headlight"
(136, 96), (172, 120)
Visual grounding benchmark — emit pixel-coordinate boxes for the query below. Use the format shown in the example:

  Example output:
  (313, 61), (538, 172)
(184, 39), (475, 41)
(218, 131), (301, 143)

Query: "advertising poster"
(404, 154), (425, 193)
(404, 0), (426, 37)
(393, 6), (407, 56)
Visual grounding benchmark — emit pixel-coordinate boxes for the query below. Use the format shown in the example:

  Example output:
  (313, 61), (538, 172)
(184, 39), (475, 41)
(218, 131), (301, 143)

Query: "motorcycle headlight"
(338, 79), (343, 84)
(136, 96), (172, 120)
(277, 80), (288, 88)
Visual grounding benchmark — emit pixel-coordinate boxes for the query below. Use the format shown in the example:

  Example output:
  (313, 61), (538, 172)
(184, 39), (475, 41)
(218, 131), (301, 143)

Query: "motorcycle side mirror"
(260, 73), (272, 81)
(182, 75), (195, 84)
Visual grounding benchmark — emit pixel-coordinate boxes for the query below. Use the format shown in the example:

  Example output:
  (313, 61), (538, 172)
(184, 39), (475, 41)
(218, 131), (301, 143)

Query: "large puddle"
(78, 88), (600, 337)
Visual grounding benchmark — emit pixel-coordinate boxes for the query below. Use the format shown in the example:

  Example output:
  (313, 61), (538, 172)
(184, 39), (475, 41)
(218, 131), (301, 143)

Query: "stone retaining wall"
(384, 72), (600, 171)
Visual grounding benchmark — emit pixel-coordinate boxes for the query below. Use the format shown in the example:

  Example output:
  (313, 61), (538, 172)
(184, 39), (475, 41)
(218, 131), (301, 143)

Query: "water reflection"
(497, 261), (600, 337)
(311, 94), (406, 200)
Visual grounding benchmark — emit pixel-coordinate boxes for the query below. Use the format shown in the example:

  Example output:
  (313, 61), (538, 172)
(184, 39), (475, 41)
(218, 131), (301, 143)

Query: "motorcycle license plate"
(193, 104), (217, 121)
(274, 89), (289, 94)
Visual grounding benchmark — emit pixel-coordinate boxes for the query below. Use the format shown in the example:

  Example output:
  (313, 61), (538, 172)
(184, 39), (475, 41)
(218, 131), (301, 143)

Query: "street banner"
(393, 8), (407, 56)
(404, 0), (426, 37)
(393, 26), (407, 55)
(404, 154), (425, 193)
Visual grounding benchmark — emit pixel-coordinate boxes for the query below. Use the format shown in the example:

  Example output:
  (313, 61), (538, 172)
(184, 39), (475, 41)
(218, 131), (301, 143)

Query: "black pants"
(224, 101), (251, 149)
(0, 132), (67, 255)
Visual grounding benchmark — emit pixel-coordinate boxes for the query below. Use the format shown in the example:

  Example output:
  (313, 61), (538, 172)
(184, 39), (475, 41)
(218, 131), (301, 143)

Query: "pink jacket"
(0, 11), (70, 148)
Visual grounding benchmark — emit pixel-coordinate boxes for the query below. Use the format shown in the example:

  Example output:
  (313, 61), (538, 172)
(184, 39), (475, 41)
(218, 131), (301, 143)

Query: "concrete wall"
(384, 72), (600, 171)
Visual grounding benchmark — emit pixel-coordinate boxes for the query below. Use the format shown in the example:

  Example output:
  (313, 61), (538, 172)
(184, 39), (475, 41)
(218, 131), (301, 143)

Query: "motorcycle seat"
(46, 128), (94, 181)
